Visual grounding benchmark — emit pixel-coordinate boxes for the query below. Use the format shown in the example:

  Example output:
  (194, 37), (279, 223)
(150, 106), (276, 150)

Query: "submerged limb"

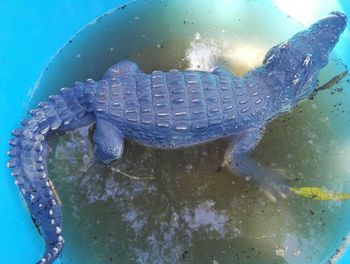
(223, 128), (290, 200)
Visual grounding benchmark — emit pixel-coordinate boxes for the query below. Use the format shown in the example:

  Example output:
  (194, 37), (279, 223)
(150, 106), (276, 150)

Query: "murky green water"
(30, 0), (350, 263)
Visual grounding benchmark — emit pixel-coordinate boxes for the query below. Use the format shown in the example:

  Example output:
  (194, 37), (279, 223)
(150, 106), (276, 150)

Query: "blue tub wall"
(0, 1), (121, 263)
(336, 4), (350, 264)
(1, 0), (349, 263)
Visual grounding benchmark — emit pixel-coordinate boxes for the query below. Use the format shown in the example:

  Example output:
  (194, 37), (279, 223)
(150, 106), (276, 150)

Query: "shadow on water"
(28, 0), (350, 263)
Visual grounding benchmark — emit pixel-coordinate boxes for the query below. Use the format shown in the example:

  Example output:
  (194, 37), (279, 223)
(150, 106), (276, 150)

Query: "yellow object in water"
(290, 187), (350, 201)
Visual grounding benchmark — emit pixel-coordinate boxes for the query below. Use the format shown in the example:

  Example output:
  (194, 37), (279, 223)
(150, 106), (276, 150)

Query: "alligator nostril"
(329, 11), (348, 23)
(329, 11), (345, 17)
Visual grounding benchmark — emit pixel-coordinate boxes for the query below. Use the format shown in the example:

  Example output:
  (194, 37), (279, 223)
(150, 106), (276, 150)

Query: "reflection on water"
(34, 0), (350, 263)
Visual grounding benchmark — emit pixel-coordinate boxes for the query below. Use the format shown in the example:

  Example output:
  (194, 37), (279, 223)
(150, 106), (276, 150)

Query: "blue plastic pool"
(1, 1), (350, 263)
(0, 2), (121, 263)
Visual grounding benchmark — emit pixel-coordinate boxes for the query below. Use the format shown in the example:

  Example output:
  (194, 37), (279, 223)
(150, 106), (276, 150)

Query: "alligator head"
(260, 11), (347, 113)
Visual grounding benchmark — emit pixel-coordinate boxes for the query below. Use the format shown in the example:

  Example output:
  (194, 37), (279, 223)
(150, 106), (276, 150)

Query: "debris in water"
(290, 187), (350, 201)
(315, 71), (348, 92)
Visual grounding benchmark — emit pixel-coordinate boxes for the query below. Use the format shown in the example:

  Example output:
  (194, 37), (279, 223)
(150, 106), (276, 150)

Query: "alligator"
(6, 11), (347, 264)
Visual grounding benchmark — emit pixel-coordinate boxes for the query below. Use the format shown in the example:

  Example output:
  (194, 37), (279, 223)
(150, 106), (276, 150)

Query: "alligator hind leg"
(223, 128), (290, 200)
(93, 118), (124, 163)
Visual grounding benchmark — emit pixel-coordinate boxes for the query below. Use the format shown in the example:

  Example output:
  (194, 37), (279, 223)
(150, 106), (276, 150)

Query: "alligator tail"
(7, 80), (96, 264)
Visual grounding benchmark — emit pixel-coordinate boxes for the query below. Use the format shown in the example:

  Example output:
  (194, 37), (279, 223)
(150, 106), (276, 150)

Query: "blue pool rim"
(0, 2), (122, 263)
(0, 1), (349, 263)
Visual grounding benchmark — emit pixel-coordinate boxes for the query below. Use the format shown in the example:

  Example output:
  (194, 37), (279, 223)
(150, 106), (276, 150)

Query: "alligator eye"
(266, 54), (275, 63)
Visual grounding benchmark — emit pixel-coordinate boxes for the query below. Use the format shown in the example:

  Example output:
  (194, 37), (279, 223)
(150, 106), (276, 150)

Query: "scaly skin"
(7, 12), (347, 263)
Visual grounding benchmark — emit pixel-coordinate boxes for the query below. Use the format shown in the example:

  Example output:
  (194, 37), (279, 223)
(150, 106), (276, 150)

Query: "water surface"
(30, 1), (350, 263)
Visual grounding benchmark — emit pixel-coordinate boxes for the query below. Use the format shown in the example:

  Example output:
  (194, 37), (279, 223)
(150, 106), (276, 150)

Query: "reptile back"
(93, 70), (269, 148)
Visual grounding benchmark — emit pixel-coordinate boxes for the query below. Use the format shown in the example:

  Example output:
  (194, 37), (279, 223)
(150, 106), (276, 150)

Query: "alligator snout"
(318, 11), (347, 42)
(307, 11), (347, 66)
(327, 11), (347, 32)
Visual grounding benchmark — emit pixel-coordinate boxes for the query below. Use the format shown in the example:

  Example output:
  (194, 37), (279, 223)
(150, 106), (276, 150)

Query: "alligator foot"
(225, 129), (291, 201)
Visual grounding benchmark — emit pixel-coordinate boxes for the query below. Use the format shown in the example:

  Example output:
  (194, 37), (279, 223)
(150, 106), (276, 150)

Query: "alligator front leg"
(223, 128), (290, 200)
(93, 118), (124, 163)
